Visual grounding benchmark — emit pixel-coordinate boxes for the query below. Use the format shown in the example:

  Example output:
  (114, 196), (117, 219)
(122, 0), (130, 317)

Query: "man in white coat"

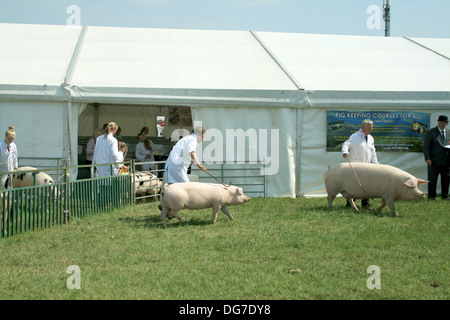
(165, 126), (207, 184)
(342, 119), (379, 208)
(92, 122), (121, 178)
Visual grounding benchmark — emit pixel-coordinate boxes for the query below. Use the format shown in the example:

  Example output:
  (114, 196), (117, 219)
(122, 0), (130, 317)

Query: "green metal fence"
(1, 164), (132, 238)
(1, 160), (266, 238)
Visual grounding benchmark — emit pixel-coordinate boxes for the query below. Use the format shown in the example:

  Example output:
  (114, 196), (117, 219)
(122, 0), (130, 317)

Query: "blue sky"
(1, 0), (449, 38)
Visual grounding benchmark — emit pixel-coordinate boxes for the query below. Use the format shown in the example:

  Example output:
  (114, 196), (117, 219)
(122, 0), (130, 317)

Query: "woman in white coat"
(0, 126), (19, 188)
(92, 122), (121, 178)
(135, 133), (155, 171)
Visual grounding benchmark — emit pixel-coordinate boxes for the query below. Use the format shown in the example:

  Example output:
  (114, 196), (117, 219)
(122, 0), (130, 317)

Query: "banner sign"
(326, 111), (430, 152)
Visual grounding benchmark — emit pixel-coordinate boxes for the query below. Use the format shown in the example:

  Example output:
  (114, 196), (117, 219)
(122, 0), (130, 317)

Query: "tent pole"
(250, 30), (304, 91)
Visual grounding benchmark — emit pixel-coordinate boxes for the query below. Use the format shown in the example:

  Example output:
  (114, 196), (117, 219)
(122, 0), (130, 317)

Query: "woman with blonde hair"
(92, 122), (121, 177)
(0, 126), (19, 188)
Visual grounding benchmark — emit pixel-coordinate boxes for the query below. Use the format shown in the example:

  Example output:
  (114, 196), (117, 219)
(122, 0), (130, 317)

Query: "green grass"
(0, 197), (448, 300)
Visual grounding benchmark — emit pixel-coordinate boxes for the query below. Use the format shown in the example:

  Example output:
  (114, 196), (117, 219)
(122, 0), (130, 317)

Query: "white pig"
(11, 166), (55, 188)
(160, 182), (250, 227)
(325, 162), (427, 216)
(134, 172), (162, 201)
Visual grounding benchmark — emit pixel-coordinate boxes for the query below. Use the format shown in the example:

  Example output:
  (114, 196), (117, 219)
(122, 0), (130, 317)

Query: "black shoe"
(361, 199), (370, 207)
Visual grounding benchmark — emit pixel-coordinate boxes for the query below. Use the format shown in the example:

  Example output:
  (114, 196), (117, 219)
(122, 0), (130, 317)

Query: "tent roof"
(0, 23), (449, 106)
(70, 26), (297, 91)
(256, 32), (450, 92)
(0, 24), (82, 86)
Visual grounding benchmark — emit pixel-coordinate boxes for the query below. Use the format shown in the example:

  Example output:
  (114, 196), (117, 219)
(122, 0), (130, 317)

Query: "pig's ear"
(418, 179), (428, 184)
(404, 179), (415, 188)
(236, 188), (243, 195)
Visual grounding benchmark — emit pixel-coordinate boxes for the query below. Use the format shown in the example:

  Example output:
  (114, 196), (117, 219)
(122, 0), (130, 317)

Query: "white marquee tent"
(1, 23), (449, 197)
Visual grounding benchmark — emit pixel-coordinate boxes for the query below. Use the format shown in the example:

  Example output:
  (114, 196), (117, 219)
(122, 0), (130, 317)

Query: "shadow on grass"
(324, 205), (396, 218)
(118, 211), (214, 229)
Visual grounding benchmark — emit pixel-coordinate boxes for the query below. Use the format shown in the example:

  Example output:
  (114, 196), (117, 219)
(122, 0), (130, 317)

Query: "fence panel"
(190, 162), (266, 198)
(1, 164), (132, 238)
(1, 160), (265, 238)
(133, 160), (165, 206)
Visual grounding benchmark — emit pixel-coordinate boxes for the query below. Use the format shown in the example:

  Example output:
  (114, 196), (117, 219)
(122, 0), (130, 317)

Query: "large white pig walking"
(160, 182), (250, 227)
(325, 163), (427, 216)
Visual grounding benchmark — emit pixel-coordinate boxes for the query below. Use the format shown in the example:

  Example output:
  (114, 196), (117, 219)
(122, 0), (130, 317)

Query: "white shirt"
(165, 134), (198, 183)
(92, 133), (121, 177)
(0, 139), (18, 186)
(440, 129), (446, 141)
(342, 129), (378, 164)
(135, 141), (154, 162)
(116, 150), (124, 175)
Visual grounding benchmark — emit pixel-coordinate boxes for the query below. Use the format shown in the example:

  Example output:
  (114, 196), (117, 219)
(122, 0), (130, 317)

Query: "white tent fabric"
(0, 23), (82, 98)
(68, 26), (300, 106)
(1, 23), (449, 196)
(255, 32), (450, 104)
(0, 23), (84, 174)
(410, 37), (450, 59)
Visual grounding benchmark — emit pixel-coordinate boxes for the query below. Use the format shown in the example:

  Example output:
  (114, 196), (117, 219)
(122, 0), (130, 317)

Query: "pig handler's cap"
(437, 115), (448, 122)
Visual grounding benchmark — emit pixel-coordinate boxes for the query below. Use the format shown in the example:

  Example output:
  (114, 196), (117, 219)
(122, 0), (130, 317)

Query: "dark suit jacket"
(424, 126), (450, 167)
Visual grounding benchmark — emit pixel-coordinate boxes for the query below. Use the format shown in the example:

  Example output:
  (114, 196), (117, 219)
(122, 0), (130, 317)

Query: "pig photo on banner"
(326, 111), (431, 153)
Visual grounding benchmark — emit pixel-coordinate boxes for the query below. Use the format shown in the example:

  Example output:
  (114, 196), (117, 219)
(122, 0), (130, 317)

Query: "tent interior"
(77, 103), (192, 178)
(1, 23), (449, 197)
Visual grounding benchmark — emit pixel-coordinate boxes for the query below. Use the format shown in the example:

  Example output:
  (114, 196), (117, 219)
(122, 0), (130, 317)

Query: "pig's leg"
(348, 198), (359, 212)
(327, 193), (337, 209)
(376, 199), (386, 211)
(212, 205), (221, 224)
(220, 206), (235, 221)
(170, 209), (183, 222)
(384, 197), (398, 217)
(161, 208), (168, 228)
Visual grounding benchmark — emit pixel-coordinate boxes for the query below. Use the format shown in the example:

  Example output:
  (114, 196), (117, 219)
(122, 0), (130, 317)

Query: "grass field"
(0, 196), (448, 300)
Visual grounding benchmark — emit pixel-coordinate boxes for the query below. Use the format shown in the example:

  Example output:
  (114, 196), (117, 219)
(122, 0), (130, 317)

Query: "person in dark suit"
(424, 115), (450, 200)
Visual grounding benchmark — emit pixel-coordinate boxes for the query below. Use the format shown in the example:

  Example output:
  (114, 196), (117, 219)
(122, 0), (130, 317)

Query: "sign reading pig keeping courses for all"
(326, 111), (431, 153)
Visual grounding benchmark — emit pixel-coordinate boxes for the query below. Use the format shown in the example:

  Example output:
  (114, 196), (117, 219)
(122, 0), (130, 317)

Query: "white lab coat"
(135, 141), (155, 171)
(165, 134), (198, 183)
(0, 140), (18, 186)
(342, 129), (379, 164)
(92, 133), (121, 178)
